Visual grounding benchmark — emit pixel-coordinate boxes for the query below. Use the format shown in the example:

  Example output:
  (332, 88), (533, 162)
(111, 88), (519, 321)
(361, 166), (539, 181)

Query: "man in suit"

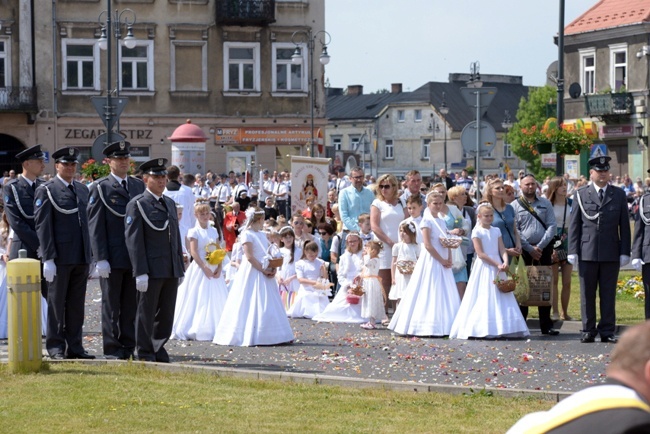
(34, 147), (94, 359)
(125, 158), (184, 362)
(3, 144), (47, 297)
(631, 169), (650, 319)
(88, 141), (145, 360)
(568, 155), (631, 343)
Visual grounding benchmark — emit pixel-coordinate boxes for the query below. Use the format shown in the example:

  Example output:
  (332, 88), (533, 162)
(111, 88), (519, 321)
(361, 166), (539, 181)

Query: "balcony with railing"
(0, 87), (37, 111)
(216, 0), (276, 26)
(584, 92), (633, 117)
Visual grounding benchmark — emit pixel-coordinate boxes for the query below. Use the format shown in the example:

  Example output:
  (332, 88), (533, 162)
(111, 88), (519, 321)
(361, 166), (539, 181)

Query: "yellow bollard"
(7, 249), (42, 373)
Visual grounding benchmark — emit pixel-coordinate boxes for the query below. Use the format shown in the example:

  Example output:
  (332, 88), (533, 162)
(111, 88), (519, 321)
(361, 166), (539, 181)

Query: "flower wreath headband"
(477, 202), (494, 213)
(425, 191), (444, 202)
(400, 221), (416, 234)
(345, 231), (362, 242)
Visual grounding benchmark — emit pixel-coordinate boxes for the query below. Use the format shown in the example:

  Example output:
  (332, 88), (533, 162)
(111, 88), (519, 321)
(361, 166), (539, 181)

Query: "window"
(384, 139), (394, 159)
(120, 41), (154, 91)
(580, 48), (596, 95)
(422, 138), (431, 159)
(170, 40), (208, 92)
(272, 43), (305, 92)
(62, 39), (99, 91)
(503, 143), (513, 158)
(0, 37), (9, 88)
(331, 136), (342, 151)
(414, 109), (422, 122)
(350, 135), (360, 151)
(397, 110), (405, 122)
(224, 42), (260, 93)
(610, 44), (627, 92)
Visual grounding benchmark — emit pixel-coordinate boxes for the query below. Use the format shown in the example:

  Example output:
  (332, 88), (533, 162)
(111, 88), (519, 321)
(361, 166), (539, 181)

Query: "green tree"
(508, 85), (557, 178)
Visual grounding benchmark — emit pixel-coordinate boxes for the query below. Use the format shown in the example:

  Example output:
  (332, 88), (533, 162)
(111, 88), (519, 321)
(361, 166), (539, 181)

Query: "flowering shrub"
(81, 158), (136, 181)
(520, 124), (593, 156)
(616, 275), (645, 301)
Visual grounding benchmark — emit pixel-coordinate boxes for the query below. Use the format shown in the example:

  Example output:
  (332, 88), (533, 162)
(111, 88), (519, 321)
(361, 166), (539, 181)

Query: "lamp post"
(96, 1), (136, 146)
(501, 110), (513, 177)
(291, 29), (331, 158)
(439, 92), (449, 171)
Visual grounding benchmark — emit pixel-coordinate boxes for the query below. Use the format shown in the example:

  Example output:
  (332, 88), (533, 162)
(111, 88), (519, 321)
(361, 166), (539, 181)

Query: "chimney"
(391, 83), (402, 94)
(347, 85), (363, 96)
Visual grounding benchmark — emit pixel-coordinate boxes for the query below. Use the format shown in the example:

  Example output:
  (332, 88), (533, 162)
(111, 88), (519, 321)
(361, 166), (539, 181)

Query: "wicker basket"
(346, 294), (361, 305)
(347, 276), (365, 296)
(396, 260), (415, 275)
(494, 271), (517, 293)
(440, 236), (463, 249)
(268, 257), (284, 268)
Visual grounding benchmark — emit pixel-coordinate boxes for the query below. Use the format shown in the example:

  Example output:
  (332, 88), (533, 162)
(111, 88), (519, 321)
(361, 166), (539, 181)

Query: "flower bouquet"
(346, 275), (364, 304)
(205, 242), (227, 265)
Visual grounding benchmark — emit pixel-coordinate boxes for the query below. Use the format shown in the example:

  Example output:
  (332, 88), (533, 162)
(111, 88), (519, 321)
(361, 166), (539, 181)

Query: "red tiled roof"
(565, 0), (650, 35)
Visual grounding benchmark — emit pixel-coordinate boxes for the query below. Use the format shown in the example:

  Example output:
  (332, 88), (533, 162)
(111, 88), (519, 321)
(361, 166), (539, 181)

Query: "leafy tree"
(508, 85), (557, 178)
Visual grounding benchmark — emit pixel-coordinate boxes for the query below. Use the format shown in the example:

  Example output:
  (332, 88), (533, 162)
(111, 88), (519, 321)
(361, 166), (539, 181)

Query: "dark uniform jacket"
(88, 174), (145, 269)
(632, 192), (650, 262)
(569, 184), (631, 262)
(3, 176), (43, 259)
(124, 190), (184, 279)
(34, 177), (92, 265)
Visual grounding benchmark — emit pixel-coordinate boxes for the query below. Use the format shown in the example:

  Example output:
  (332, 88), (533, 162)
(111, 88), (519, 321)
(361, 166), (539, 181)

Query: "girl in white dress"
(449, 203), (529, 339)
(225, 238), (243, 290)
(214, 207), (293, 346)
(287, 241), (331, 318)
(389, 221), (421, 306)
(172, 203), (229, 341)
(388, 192), (461, 336)
(313, 232), (366, 323)
(360, 241), (387, 329)
(277, 226), (302, 311)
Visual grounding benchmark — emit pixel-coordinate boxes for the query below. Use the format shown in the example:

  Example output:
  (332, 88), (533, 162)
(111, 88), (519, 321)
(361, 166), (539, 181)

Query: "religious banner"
(290, 156), (330, 216)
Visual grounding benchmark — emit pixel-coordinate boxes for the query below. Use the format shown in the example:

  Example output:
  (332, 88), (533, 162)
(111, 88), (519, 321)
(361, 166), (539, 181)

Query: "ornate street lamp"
(291, 29), (331, 158)
(501, 110), (513, 175)
(439, 92), (449, 171)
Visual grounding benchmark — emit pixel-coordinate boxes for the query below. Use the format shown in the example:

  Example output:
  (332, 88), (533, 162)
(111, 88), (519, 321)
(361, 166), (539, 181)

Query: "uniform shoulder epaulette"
(95, 176), (111, 184)
(576, 184), (590, 193)
(4, 178), (18, 186)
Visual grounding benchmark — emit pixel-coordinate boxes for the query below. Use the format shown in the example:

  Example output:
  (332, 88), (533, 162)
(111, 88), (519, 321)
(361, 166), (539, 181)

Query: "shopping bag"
(451, 247), (466, 273)
(521, 264), (553, 307)
(512, 257), (530, 304)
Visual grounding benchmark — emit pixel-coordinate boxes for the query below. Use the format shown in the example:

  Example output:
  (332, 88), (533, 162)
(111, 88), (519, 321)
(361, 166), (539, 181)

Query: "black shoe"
(50, 353), (65, 360)
(120, 351), (134, 361)
(137, 356), (155, 362)
(67, 351), (96, 360)
(581, 333), (595, 343)
(601, 336), (618, 344)
(541, 328), (560, 336)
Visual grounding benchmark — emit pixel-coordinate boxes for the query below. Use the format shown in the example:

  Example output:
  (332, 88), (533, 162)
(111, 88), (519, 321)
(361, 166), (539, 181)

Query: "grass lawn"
(0, 363), (554, 433)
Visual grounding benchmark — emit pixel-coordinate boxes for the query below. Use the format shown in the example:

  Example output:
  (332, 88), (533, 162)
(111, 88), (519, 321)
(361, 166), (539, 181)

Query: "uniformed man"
(87, 140), (145, 360)
(125, 158), (184, 362)
(568, 155), (631, 344)
(34, 147), (94, 359)
(3, 145), (47, 297)
(631, 169), (650, 319)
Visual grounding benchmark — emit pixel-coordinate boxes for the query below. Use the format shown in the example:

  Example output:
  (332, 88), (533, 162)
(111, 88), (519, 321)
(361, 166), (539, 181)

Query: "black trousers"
(135, 277), (178, 362)
(643, 264), (650, 320)
(579, 260), (619, 338)
(520, 245), (554, 333)
(46, 263), (90, 356)
(100, 268), (137, 356)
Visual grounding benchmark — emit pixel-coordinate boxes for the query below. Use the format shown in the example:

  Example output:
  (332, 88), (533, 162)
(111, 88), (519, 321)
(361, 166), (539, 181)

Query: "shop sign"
(214, 127), (311, 146)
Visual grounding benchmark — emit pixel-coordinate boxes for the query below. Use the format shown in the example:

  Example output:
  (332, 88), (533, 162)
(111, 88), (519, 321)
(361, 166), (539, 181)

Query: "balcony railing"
(216, 0), (276, 25)
(0, 87), (37, 111)
(584, 92), (633, 117)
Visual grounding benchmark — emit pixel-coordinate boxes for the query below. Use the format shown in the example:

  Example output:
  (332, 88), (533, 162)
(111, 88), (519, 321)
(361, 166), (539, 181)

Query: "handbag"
(521, 262), (553, 307)
(552, 200), (568, 263)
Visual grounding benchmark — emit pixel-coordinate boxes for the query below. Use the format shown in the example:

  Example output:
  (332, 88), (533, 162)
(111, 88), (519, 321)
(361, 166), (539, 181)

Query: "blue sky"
(326, 0), (597, 92)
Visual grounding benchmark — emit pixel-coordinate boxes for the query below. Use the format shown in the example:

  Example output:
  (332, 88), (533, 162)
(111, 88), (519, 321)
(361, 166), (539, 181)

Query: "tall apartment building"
(0, 0), (327, 176)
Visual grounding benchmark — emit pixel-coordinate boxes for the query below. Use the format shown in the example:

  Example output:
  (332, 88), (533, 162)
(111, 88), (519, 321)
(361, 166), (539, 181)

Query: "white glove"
(43, 259), (56, 283)
(620, 255), (631, 267)
(567, 254), (578, 265)
(135, 274), (149, 293)
(632, 258), (645, 272)
(95, 260), (111, 279)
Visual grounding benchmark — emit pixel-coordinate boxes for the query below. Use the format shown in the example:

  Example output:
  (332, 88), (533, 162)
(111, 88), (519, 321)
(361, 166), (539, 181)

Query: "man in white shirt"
(259, 169), (276, 208)
(274, 172), (290, 218)
(163, 166), (196, 229)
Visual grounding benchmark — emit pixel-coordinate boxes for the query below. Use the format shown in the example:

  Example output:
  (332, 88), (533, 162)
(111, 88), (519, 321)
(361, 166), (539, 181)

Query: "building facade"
(0, 0), (327, 177)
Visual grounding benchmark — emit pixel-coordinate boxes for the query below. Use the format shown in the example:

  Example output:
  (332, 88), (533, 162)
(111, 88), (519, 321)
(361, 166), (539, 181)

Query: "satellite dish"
(569, 82), (582, 99)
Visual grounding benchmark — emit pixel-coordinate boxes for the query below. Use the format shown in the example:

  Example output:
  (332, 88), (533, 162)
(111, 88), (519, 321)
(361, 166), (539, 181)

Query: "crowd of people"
(0, 143), (646, 358)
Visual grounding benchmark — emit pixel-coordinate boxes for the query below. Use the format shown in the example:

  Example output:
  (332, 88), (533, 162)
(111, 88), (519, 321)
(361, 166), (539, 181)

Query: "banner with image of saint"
(290, 156), (331, 216)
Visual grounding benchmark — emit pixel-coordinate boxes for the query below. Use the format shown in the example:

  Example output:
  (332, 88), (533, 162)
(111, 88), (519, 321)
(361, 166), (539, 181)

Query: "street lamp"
(501, 110), (513, 176)
(97, 1), (137, 146)
(291, 29), (331, 158)
(439, 92), (449, 171)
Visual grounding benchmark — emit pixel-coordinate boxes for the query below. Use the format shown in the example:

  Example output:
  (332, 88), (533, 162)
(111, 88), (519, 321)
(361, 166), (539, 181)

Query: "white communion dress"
(313, 251), (367, 323)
